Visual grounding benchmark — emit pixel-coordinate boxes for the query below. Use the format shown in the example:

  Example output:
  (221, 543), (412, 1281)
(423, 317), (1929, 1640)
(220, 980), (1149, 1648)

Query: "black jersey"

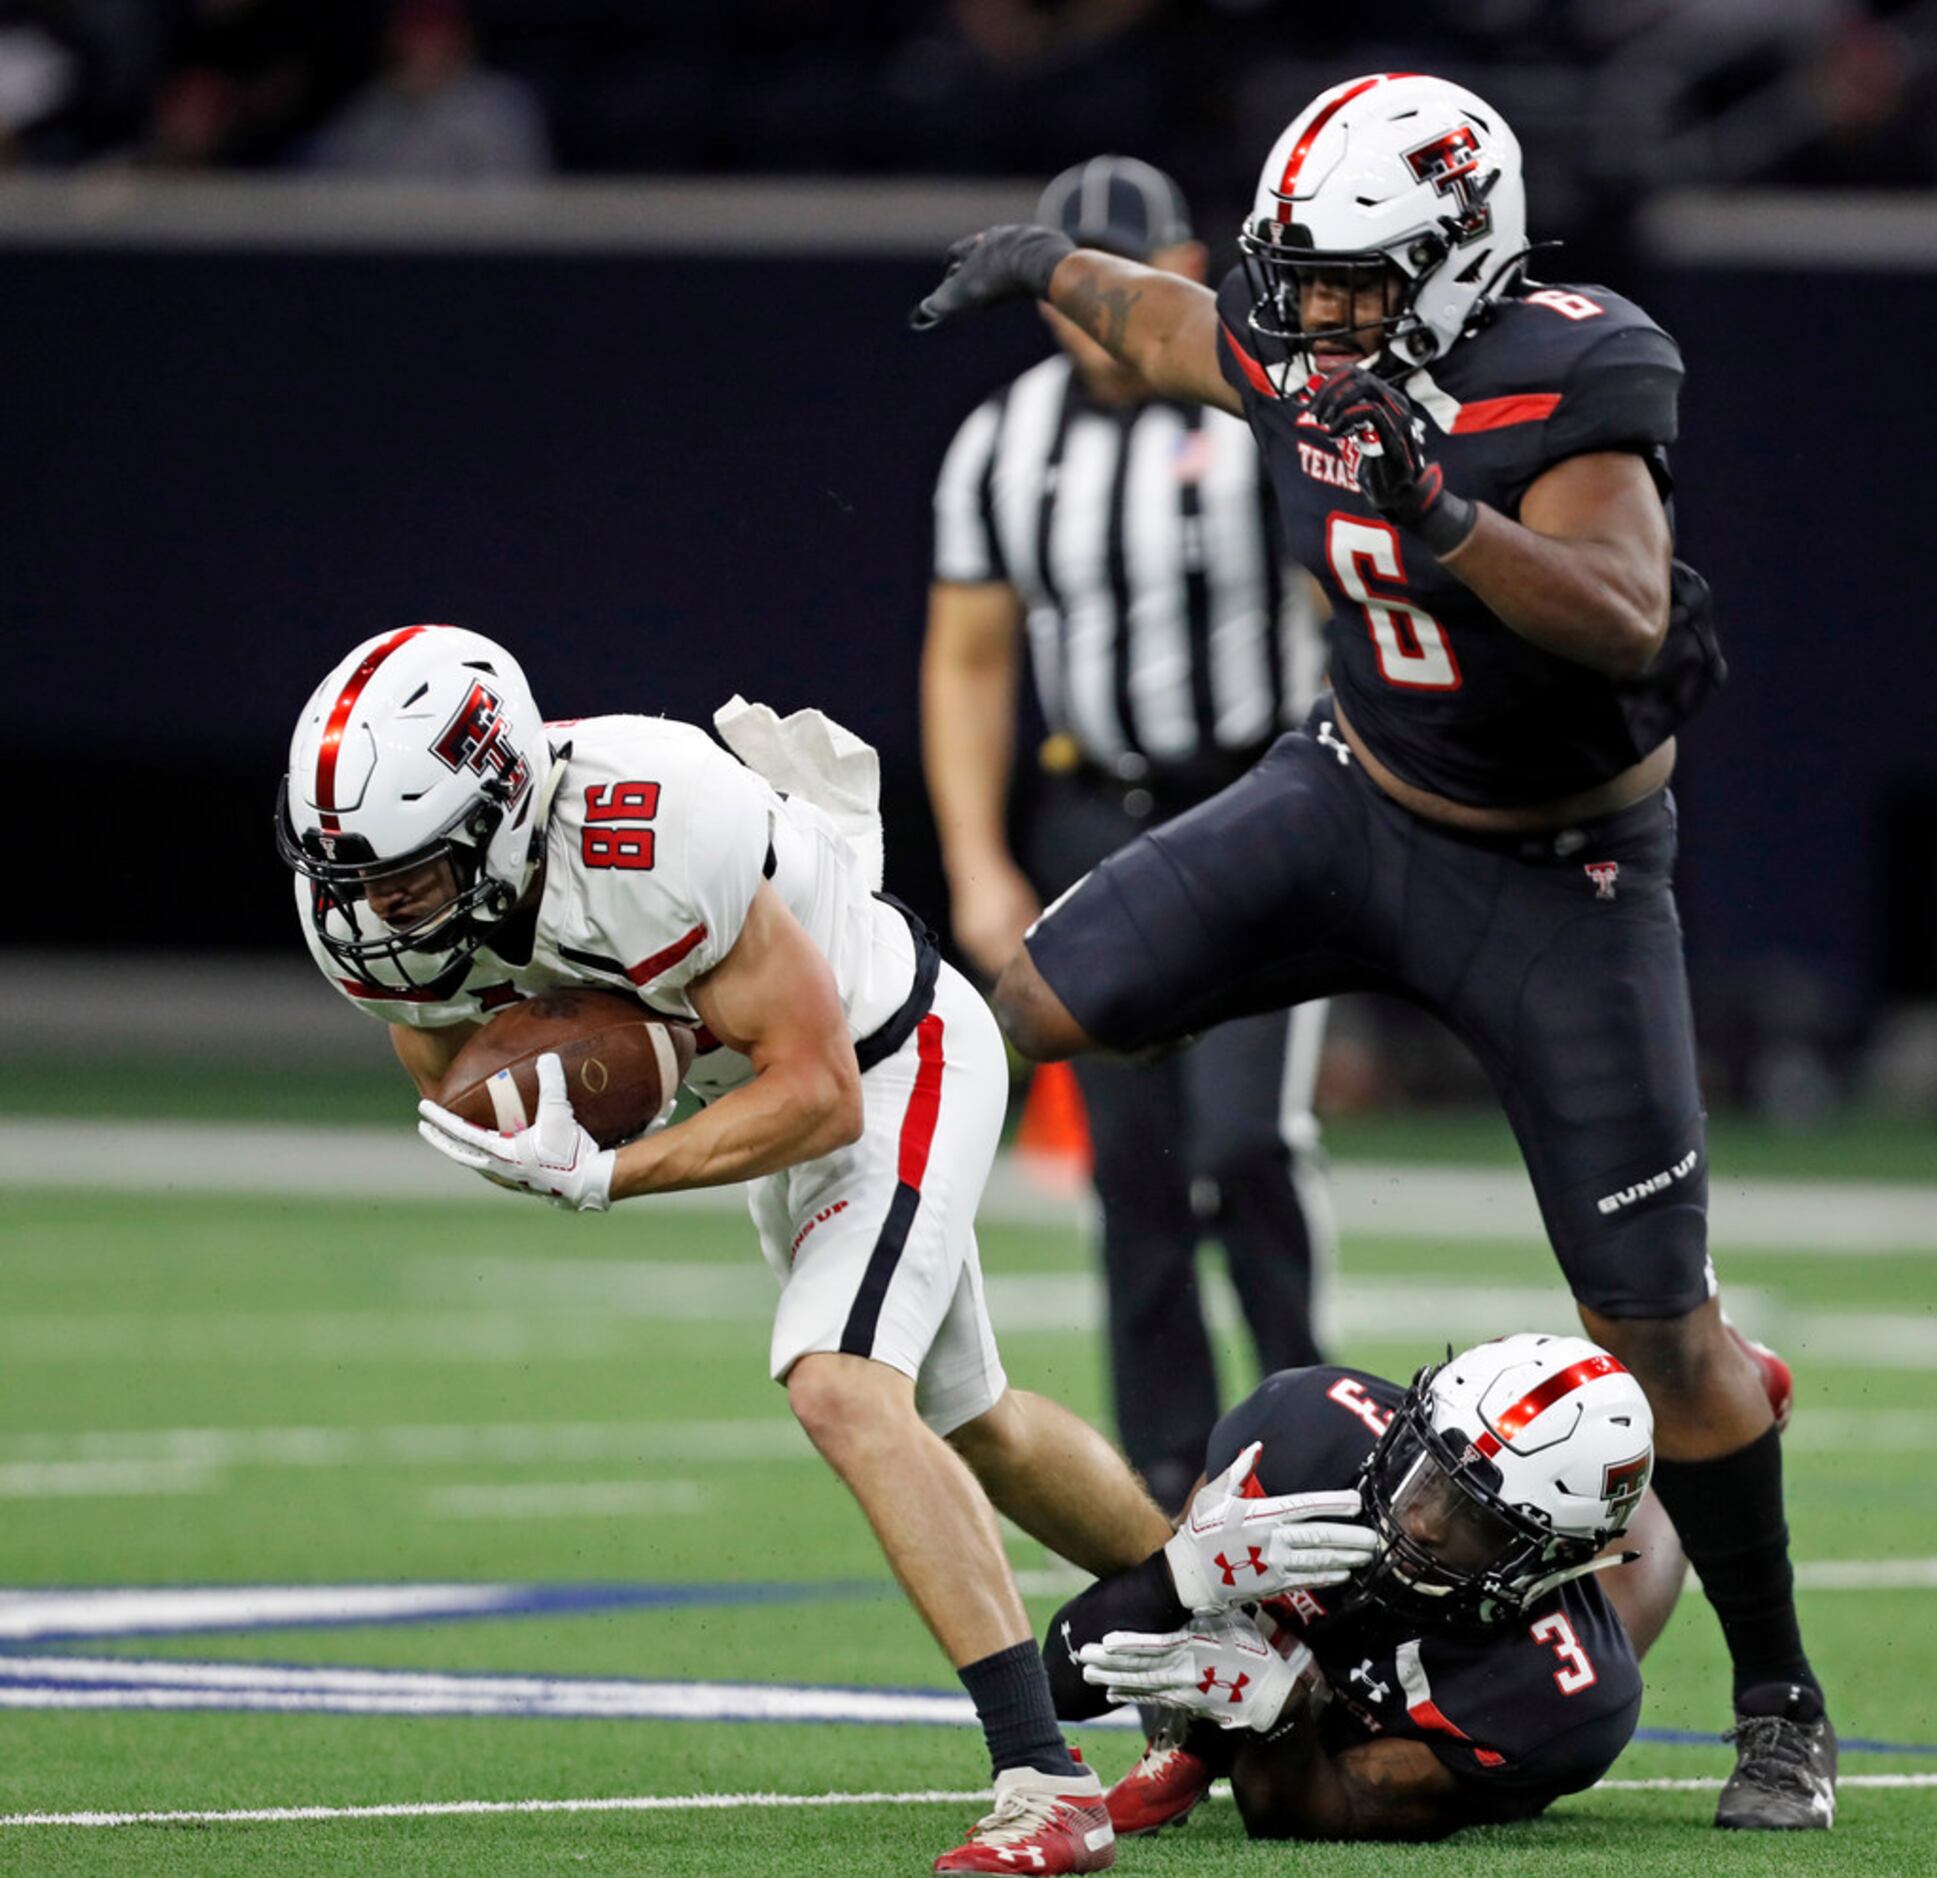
(1206, 1365), (1642, 1809)
(1215, 270), (1725, 806)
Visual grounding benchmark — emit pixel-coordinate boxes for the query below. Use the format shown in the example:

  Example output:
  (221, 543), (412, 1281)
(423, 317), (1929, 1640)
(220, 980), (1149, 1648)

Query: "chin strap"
(1521, 1549), (1640, 1608)
(517, 743), (574, 885)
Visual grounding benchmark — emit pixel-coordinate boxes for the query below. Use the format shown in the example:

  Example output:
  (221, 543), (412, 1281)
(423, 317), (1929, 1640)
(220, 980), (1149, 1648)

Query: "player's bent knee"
(992, 948), (1093, 1062)
(785, 1353), (919, 1462)
(1579, 1298), (1728, 1400)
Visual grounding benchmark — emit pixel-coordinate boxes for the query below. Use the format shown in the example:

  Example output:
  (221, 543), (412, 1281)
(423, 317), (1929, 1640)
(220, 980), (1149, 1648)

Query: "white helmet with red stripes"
(1239, 72), (1528, 389)
(276, 625), (558, 994)
(1356, 1333), (1654, 1626)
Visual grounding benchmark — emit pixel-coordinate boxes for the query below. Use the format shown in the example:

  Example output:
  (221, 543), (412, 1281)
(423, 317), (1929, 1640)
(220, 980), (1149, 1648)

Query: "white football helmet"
(1239, 71), (1528, 390)
(276, 624), (561, 994)
(1356, 1333), (1654, 1626)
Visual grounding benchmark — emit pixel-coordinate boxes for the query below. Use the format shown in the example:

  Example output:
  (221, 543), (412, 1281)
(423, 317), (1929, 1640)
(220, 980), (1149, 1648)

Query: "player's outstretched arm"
(606, 882), (864, 1197)
(1048, 250), (1238, 415)
(911, 227), (1237, 415)
(1231, 1730), (1467, 1843)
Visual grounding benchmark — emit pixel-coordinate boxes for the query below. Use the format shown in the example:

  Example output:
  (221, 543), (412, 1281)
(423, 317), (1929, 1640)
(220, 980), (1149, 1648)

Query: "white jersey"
(300, 714), (918, 1103)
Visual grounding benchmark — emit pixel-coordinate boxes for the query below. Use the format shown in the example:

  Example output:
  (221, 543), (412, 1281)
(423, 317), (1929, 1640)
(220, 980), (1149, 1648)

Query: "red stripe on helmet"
(1472, 1353), (1625, 1458)
(315, 624), (431, 813)
(1272, 74), (1417, 218)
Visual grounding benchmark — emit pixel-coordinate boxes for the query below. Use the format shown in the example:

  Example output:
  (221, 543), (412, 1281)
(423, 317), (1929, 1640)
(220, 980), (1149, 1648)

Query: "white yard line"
(6, 1118), (1933, 1252)
(1, 1775), (1931, 1829)
(425, 1480), (706, 1520)
(0, 1584), (526, 1640)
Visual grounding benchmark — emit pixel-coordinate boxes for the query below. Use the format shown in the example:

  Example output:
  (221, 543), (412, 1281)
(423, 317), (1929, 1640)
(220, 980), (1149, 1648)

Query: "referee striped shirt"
(933, 354), (1324, 770)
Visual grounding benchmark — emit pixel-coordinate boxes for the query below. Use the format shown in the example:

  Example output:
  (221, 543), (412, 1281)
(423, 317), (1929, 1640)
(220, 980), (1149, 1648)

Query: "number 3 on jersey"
(1327, 513), (1462, 692)
(1531, 1613), (1597, 1695)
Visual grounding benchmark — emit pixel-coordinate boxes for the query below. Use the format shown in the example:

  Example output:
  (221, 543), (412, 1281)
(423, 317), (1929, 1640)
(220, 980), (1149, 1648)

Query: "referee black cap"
(1036, 155), (1193, 260)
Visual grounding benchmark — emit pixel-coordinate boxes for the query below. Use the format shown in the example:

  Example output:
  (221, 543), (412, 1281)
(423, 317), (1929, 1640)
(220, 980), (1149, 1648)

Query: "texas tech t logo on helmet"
(432, 680), (533, 804)
(1403, 126), (1492, 242)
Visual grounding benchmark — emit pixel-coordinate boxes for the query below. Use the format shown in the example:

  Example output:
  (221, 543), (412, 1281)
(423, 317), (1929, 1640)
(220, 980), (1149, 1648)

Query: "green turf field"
(1, 1135), (1933, 1871)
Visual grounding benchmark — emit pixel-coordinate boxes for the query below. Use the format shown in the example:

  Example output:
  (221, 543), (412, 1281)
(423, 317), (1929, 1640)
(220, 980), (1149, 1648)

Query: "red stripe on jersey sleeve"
(624, 924), (708, 986)
(1449, 393), (1562, 434)
(1219, 320), (1280, 400)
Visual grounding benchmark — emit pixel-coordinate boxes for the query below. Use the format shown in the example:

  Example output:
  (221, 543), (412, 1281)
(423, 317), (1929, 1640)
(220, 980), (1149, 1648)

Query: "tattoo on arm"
(1063, 275), (1143, 355)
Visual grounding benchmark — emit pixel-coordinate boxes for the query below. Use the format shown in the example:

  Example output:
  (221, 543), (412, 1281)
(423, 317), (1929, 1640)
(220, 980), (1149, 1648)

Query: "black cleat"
(1716, 1683), (1836, 1829)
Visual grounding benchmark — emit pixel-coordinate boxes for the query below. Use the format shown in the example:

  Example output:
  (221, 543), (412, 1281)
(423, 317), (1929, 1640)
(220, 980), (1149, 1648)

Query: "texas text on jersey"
(1215, 271), (1725, 807)
(1209, 1366), (1641, 1811)
(298, 713), (921, 1107)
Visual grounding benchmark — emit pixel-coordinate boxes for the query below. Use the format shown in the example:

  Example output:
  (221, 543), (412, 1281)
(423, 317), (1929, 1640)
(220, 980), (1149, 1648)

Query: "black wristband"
(1408, 488), (1477, 557)
(1006, 226), (1076, 299)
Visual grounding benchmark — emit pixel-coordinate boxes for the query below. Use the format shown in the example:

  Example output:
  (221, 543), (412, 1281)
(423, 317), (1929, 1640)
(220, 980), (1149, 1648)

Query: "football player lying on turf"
(278, 625), (1172, 1875)
(1042, 1334), (1691, 1842)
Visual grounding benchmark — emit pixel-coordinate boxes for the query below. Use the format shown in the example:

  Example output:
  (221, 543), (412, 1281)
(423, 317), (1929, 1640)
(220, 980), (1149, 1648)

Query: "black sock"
(959, 1640), (1079, 1778)
(1651, 1425), (1819, 1705)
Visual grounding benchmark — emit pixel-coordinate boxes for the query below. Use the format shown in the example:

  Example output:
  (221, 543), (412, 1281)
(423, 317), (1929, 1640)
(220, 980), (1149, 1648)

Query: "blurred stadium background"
(0, 0), (1933, 1867)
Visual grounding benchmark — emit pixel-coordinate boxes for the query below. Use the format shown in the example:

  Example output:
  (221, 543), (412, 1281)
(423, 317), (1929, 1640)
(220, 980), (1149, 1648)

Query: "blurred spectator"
(1762, 11), (1937, 187)
(0, 0), (171, 163)
(879, 0), (1169, 175)
(149, 0), (383, 169)
(306, 0), (549, 179)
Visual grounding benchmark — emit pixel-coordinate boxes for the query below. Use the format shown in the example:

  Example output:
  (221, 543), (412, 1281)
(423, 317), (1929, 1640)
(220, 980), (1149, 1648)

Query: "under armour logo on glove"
(1163, 1440), (1379, 1611)
(1078, 1610), (1314, 1735)
(1215, 1546), (1269, 1587)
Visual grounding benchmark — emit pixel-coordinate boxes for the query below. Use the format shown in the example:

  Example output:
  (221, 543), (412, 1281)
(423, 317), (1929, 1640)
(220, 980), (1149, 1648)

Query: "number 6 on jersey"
(1327, 512), (1462, 692)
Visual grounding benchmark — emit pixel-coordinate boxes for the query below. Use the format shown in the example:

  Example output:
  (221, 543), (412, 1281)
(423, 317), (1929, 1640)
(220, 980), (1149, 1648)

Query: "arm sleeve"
(932, 397), (1007, 583)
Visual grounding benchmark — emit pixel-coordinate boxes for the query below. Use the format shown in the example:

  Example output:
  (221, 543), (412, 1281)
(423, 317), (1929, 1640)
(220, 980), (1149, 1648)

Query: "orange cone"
(1016, 1060), (1092, 1192)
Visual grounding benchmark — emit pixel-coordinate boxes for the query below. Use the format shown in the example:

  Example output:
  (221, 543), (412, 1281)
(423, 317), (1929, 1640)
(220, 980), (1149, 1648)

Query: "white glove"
(1163, 1439), (1380, 1610)
(416, 1052), (616, 1212)
(1078, 1609), (1314, 1734)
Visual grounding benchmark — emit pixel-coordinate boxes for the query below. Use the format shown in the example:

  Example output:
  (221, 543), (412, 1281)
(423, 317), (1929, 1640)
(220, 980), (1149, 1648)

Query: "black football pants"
(1026, 704), (1713, 1322)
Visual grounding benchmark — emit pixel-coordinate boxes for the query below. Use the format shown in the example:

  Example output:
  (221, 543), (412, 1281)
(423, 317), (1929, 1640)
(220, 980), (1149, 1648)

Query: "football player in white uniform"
(278, 625), (1172, 1875)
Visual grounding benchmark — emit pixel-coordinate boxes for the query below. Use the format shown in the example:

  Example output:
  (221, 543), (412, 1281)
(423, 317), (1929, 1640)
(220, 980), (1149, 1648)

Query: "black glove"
(909, 225), (1075, 331)
(1307, 366), (1477, 556)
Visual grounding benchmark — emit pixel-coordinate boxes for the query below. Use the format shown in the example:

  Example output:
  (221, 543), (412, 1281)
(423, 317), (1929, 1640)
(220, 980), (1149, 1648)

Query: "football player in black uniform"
(1042, 1333), (1678, 1841)
(912, 73), (1833, 1830)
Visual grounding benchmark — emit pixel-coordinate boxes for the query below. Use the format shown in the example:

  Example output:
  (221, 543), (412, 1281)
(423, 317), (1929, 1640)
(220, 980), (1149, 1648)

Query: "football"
(436, 989), (698, 1148)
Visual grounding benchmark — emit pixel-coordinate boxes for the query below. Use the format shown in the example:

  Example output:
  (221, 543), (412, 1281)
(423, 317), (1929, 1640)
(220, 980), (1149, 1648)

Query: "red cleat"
(1103, 1720), (1214, 1836)
(1726, 1321), (1794, 1432)
(933, 1764), (1116, 1873)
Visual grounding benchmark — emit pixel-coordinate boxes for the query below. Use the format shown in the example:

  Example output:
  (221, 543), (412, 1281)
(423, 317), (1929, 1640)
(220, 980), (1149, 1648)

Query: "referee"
(920, 155), (1334, 1514)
